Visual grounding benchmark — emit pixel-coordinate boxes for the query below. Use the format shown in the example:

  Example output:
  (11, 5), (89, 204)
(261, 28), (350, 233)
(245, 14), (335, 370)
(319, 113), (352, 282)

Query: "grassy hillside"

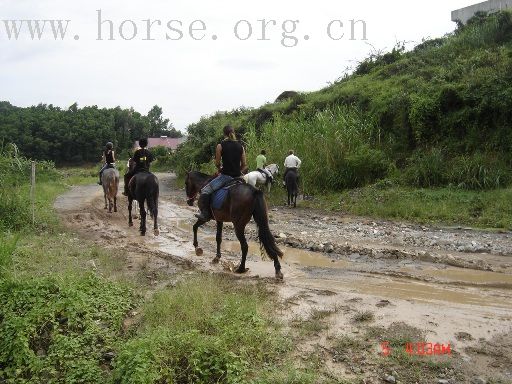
(174, 11), (512, 194)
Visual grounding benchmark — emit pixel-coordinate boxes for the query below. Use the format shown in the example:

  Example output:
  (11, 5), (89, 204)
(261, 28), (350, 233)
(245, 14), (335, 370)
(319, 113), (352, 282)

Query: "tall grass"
(403, 150), (510, 190)
(0, 143), (61, 231)
(0, 233), (18, 277)
(246, 106), (389, 192)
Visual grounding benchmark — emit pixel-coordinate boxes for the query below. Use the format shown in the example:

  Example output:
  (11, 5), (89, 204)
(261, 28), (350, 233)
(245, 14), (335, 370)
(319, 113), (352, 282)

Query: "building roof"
(134, 136), (186, 150)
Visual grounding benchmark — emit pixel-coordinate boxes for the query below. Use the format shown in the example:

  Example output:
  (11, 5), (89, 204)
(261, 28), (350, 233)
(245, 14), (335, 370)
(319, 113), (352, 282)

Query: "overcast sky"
(1, 0), (479, 131)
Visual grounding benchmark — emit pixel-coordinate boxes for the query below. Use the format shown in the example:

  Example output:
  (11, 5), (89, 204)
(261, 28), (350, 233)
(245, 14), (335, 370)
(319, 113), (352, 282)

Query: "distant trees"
(0, 102), (180, 164)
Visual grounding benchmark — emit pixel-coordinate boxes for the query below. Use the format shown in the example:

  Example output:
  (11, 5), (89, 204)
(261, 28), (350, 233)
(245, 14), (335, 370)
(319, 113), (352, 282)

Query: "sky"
(1, 0), (480, 131)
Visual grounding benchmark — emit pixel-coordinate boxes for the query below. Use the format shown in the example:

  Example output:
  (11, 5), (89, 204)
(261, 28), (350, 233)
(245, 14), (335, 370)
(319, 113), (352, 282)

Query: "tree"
(147, 105), (170, 137)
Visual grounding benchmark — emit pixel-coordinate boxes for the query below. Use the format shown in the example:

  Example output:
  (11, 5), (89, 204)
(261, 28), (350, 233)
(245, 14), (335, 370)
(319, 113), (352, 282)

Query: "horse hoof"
(114, 208), (117, 212)
(195, 248), (203, 256)
(154, 229), (160, 236)
(211, 257), (220, 264)
(275, 271), (284, 280)
(235, 267), (249, 274)
(129, 222), (133, 227)
(104, 207), (107, 210)
(140, 232), (146, 236)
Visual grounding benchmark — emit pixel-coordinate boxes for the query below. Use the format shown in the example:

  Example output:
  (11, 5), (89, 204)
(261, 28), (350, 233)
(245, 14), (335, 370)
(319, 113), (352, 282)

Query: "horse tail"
(286, 171), (298, 195)
(252, 190), (283, 260)
(110, 173), (119, 197)
(147, 176), (159, 218)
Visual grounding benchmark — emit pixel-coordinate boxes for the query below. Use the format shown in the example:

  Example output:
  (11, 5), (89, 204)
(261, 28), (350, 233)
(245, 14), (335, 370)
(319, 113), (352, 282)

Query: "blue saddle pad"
(212, 188), (229, 210)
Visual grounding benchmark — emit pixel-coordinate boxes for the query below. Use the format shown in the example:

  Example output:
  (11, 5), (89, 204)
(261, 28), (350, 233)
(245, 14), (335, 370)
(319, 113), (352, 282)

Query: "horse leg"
(128, 197), (133, 227)
(274, 254), (283, 280)
(114, 195), (117, 213)
(103, 190), (107, 209)
(193, 219), (206, 256)
(153, 199), (159, 236)
(212, 221), (223, 264)
(139, 200), (147, 236)
(234, 225), (249, 274)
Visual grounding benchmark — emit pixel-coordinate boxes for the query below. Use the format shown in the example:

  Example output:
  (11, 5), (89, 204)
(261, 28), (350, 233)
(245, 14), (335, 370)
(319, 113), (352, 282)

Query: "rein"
(186, 193), (198, 205)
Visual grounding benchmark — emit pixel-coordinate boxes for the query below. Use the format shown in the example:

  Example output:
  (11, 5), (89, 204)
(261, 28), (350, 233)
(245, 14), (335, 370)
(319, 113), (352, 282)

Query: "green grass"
(114, 275), (293, 384)
(292, 183), (512, 229)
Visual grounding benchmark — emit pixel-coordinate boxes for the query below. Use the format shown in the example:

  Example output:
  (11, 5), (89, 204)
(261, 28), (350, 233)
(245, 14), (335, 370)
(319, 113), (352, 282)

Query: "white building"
(452, 0), (512, 24)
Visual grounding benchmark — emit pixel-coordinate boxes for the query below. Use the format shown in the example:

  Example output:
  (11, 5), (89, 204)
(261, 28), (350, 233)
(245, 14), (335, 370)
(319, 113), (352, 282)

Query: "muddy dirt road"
(55, 173), (512, 382)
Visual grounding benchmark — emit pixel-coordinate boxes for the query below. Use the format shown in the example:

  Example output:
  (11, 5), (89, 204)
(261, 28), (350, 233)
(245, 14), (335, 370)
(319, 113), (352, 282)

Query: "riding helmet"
(106, 142), (113, 150)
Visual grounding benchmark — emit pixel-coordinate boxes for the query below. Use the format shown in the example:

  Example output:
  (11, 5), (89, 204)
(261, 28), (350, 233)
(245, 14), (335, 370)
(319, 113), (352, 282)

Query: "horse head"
(267, 164), (279, 176)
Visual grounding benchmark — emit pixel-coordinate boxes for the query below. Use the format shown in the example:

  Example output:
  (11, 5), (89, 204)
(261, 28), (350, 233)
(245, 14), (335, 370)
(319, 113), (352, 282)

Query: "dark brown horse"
(285, 169), (298, 208)
(126, 159), (159, 236)
(185, 171), (284, 279)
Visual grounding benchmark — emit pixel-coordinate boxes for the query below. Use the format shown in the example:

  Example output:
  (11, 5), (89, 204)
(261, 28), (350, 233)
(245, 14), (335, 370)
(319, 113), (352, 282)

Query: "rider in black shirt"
(195, 125), (247, 221)
(98, 142), (115, 185)
(123, 138), (154, 196)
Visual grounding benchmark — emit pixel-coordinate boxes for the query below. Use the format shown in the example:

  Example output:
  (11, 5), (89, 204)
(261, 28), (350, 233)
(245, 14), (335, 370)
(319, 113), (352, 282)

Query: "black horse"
(185, 171), (284, 279)
(126, 160), (159, 236)
(285, 169), (298, 208)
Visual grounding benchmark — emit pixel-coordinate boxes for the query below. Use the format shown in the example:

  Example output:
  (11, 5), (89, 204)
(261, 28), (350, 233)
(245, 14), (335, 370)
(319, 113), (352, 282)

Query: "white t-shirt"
(284, 154), (302, 169)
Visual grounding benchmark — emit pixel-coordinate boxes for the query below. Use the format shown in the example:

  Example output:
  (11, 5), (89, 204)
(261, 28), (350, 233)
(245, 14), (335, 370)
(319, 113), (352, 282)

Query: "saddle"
(106, 163), (116, 169)
(211, 178), (245, 209)
(257, 168), (273, 185)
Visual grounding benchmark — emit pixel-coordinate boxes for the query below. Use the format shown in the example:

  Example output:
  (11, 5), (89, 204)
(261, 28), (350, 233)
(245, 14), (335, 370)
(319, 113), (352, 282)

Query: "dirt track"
(54, 173), (512, 382)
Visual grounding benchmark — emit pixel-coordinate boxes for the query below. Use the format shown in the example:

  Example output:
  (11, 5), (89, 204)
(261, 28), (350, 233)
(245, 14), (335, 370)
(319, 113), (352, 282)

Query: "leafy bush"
(403, 149), (447, 188)
(0, 274), (135, 383)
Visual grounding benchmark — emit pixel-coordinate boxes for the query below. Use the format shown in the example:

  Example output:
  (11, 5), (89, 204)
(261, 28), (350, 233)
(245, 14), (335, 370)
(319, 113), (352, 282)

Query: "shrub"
(403, 148), (447, 188)
(0, 274), (135, 383)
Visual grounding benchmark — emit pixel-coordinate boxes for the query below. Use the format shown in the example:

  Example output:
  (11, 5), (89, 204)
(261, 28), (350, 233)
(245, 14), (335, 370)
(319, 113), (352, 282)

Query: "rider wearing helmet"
(98, 142), (116, 185)
(123, 138), (154, 196)
(195, 125), (247, 221)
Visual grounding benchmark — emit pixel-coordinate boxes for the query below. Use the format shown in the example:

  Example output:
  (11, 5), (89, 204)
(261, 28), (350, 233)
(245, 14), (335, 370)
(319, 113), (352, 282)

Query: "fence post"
(30, 161), (35, 225)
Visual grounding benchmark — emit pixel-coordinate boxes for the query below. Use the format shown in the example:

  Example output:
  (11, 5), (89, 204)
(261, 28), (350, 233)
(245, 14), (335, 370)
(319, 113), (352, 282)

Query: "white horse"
(243, 164), (279, 192)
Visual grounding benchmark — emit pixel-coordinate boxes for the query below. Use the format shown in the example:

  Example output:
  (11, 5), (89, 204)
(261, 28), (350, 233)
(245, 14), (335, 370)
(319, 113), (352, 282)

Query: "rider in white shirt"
(283, 150), (301, 185)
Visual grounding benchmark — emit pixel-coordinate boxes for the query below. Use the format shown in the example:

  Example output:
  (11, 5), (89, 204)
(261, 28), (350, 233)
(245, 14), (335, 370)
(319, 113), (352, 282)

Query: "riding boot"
(195, 193), (212, 221)
(98, 172), (103, 185)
